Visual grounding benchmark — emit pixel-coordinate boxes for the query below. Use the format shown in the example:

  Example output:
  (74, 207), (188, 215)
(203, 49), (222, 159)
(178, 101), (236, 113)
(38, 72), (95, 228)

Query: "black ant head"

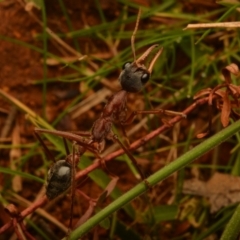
(119, 45), (163, 93)
(119, 62), (150, 93)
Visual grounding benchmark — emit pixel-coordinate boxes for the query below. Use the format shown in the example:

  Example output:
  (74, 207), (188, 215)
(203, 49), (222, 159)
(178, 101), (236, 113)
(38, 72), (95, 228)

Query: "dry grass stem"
(184, 22), (240, 30)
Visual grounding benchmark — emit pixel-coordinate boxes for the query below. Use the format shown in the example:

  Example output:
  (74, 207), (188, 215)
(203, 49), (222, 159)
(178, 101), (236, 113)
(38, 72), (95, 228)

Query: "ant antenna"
(131, 8), (141, 62)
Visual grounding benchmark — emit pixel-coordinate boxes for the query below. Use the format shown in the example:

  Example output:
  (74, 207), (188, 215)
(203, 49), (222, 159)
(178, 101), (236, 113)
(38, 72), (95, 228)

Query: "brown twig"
(0, 196), (48, 234)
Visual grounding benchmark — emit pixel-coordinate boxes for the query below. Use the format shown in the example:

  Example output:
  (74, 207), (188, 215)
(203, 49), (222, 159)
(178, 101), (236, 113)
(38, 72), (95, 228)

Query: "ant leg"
(110, 134), (150, 188)
(68, 141), (77, 234)
(120, 124), (131, 147)
(91, 149), (118, 179)
(35, 128), (109, 169)
(68, 131), (91, 137)
(34, 131), (56, 163)
(123, 109), (186, 126)
(35, 129), (117, 179)
(34, 128), (96, 153)
(63, 140), (80, 234)
(63, 137), (70, 156)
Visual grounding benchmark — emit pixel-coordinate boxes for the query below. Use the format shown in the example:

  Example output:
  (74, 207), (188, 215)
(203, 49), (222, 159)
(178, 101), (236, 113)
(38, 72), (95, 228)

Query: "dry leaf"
(224, 63), (239, 76)
(229, 84), (240, 98)
(183, 172), (240, 213)
(222, 63), (239, 84)
(193, 88), (212, 100)
(214, 89), (226, 98)
(221, 91), (231, 127)
(196, 132), (210, 139)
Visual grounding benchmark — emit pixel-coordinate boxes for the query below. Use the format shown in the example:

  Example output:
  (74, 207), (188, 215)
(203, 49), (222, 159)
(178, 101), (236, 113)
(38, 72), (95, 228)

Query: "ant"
(35, 9), (185, 185)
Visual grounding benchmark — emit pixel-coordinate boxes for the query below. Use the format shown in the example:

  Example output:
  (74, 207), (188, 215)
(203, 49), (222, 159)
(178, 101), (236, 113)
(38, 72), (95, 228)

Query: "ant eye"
(122, 62), (131, 70)
(141, 72), (150, 84)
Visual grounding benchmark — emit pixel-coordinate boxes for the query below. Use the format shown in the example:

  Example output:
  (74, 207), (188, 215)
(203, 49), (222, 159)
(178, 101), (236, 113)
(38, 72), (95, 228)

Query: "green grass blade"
(220, 203), (240, 240)
(0, 167), (43, 183)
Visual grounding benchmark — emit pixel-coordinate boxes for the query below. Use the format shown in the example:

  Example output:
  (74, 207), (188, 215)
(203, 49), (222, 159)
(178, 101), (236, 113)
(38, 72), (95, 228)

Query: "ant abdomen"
(119, 62), (150, 93)
(46, 160), (72, 199)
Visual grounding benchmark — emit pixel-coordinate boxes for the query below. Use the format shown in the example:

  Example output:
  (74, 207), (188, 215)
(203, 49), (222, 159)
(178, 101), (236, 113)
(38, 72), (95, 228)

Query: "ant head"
(119, 45), (163, 93)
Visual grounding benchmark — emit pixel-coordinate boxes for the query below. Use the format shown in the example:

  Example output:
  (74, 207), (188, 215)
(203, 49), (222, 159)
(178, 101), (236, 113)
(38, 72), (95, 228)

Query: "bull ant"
(35, 9), (185, 193)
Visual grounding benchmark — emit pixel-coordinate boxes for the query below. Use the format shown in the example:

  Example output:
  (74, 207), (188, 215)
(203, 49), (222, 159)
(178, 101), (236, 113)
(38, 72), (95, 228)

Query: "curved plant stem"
(220, 203), (240, 240)
(68, 119), (240, 240)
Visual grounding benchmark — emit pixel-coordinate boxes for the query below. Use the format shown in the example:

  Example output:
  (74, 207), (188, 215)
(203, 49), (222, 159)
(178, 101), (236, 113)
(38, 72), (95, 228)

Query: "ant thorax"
(103, 90), (127, 118)
(46, 160), (72, 199)
(90, 90), (128, 143)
